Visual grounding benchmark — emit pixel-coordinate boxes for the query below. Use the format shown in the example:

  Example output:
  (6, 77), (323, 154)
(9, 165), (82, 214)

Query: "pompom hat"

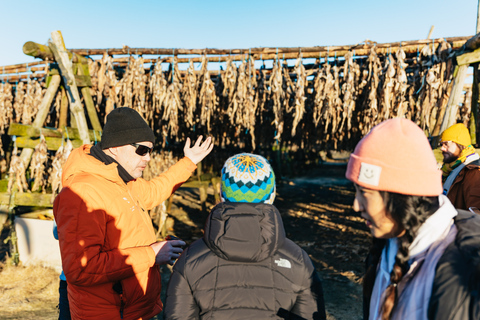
(100, 107), (155, 149)
(221, 153), (276, 204)
(346, 118), (442, 196)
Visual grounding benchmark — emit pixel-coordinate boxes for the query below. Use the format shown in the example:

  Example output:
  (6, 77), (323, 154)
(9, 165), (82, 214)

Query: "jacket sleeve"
(164, 251), (200, 320)
(133, 157), (197, 210)
(290, 251), (327, 320)
(54, 185), (156, 287)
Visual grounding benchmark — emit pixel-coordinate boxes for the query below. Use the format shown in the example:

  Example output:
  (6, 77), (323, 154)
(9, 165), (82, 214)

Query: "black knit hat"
(99, 107), (155, 149)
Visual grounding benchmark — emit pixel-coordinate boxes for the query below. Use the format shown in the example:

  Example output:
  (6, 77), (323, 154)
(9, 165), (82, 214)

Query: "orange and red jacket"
(53, 145), (196, 320)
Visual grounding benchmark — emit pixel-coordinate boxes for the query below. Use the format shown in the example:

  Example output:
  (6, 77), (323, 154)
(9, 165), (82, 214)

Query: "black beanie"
(99, 107), (155, 149)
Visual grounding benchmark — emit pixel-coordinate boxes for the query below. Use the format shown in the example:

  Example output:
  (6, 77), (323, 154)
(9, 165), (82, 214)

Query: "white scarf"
(369, 195), (457, 320)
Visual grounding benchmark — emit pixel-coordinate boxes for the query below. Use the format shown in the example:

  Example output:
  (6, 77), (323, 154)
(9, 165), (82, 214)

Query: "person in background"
(53, 220), (71, 320)
(440, 123), (480, 210)
(164, 153), (326, 320)
(346, 118), (480, 320)
(54, 107), (213, 320)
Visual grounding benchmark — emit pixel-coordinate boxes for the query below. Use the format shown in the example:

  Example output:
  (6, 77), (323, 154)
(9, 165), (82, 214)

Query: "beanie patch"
(358, 162), (382, 186)
(221, 153), (276, 204)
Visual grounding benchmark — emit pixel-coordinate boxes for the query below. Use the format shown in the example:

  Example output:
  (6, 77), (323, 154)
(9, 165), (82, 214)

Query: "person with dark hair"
(346, 118), (480, 320)
(53, 107), (213, 320)
(440, 123), (480, 210)
(164, 153), (326, 320)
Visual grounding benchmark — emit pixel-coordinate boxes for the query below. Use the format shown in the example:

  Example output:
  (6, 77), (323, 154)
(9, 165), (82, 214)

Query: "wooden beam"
(68, 36), (471, 56)
(19, 74), (61, 168)
(77, 63), (102, 132)
(440, 64), (470, 133)
(0, 192), (54, 207)
(457, 47), (480, 65)
(14, 136), (83, 151)
(49, 31), (91, 145)
(8, 123), (101, 141)
(23, 41), (88, 64)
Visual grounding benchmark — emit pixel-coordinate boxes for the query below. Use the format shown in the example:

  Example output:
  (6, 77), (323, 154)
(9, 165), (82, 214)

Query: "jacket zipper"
(113, 281), (125, 319)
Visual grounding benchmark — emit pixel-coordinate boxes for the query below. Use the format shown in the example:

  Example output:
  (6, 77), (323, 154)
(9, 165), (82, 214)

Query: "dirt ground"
(0, 163), (369, 320)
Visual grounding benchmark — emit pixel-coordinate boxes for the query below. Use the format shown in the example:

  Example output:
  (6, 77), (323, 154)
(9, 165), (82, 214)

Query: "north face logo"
(275, 258), (291, 269)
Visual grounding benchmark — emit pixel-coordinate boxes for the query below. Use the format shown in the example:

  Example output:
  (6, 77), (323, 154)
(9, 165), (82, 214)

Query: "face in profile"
(440, 140), (461, 164)
(353, 184), (404, 239)
(113, 141), (153, 179)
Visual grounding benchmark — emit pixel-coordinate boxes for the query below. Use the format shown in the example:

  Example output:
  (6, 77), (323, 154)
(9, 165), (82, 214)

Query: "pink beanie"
(345, 118), (442, 196)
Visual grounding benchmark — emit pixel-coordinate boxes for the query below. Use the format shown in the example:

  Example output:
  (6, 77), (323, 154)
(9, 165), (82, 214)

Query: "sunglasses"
(130, 143), (153, 156)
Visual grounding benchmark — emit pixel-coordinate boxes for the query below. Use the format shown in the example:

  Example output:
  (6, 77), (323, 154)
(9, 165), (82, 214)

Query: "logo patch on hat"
(358, 163), (382, 186)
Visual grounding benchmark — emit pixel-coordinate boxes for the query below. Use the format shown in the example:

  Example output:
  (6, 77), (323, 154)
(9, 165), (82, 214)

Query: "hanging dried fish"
(13, 81), (25, 123)
(244, 56), (257, 148)
(222, 56), (238, 106)
(313, 63), (332, 128)
(291, 56), (306, 136)
(268, 57), (285, 141)
(0, 82), (14, 135)
(132, 56), (148, 120)
(339, 52), (356, 138)
(181, 60), (198, 128)
(7, 144), (28, 193)
(49, 139), (73, 203)
(149, 58), (168, 126)
(379, 53), (396, 121)
(162, 58), (183, 138)
(198, 56), (218, 133)
(394, 48), (409, 118)
(227, 58), (247, 124)
(96, 53), (108, 105)
(29, 135), (49, 192)
(363, 47), (381, 133)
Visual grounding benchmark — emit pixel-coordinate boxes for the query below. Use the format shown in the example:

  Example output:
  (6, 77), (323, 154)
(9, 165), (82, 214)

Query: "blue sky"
(0, 0), (478, 66)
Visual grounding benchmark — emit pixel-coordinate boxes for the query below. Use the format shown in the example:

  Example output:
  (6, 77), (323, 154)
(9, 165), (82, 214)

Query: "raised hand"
(184, 135), (214, 165)
(150, 240), (186, 265)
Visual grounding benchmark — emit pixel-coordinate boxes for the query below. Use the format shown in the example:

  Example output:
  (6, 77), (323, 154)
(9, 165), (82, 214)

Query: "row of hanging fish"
(82, 40), (457, 150)
(0, 39), (462, 153)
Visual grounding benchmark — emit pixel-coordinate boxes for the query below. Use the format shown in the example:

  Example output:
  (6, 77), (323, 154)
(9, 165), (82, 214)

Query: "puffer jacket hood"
(204, 202), (285, 262)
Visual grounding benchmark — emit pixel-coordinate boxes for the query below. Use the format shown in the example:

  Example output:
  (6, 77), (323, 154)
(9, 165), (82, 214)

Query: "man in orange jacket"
(53, 107), (213, 320)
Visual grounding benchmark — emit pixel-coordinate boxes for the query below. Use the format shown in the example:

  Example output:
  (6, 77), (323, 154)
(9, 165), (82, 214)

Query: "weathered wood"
(0, 61), (47, 71)
(457, 47), (480, 65)
(49, 31), (90, 145)
(0, 66), (45, 74)
(427, 26), (435, 39)
(19, 74), (61, 168)
(58, 87), (68, 131)
(48, 67), (92, 87)
(464, 33), (480, 51)
(68, 36), (471, 56)
(77, 64), (102, 132)
(0, 192), (54, 207)
(0, 73), (46, 82)
(23, 41), (88, 64)
(14, 136), (83, 150)
(8, 123), (102, 142)
(439, 64), (470, 133)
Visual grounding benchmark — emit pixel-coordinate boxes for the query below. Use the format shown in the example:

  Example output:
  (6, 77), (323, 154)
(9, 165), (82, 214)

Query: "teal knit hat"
(221, 153), (276, 204)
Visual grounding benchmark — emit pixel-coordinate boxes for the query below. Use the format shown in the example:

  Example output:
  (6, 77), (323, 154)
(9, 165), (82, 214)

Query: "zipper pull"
(120, 293), (124, 319)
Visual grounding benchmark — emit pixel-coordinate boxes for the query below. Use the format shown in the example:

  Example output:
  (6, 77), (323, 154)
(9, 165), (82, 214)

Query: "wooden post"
(439, 65), (469, 134)
(427, 25), (435, 39)
(49, 31), (90, 145)
(19, 74), (61, 167)
(77, 64), (102, 132)
(58, 86), (69, 131)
